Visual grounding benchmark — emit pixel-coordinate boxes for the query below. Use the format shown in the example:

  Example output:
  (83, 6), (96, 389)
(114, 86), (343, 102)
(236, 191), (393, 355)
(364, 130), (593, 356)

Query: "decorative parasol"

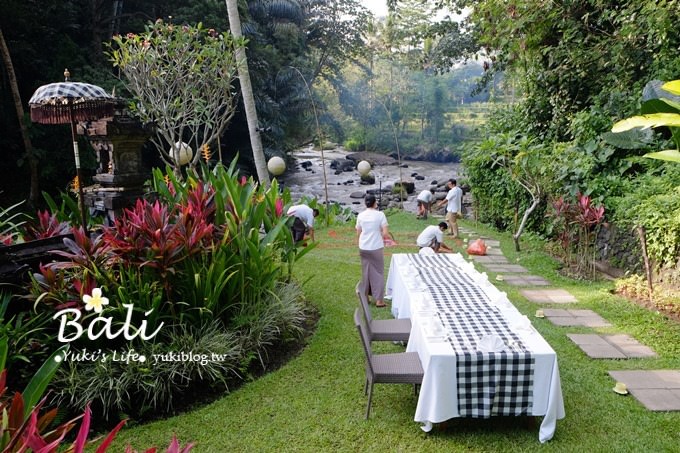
(28, 69), (115, 231)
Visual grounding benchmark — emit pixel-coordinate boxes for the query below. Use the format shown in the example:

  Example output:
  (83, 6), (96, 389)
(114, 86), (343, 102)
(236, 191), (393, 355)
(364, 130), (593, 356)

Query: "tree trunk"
(636, 225), (654, 298)
(0, 25), (39, 205)
(512, 196), (540, 252)
(225, 0), (270, 186)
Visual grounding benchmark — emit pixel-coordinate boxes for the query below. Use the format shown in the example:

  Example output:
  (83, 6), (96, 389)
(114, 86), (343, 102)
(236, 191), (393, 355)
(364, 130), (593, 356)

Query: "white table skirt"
(386, 253), (565, 442)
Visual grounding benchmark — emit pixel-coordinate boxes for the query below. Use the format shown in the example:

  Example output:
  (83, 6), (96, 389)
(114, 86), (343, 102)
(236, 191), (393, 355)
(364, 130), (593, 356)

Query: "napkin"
(476, 334), (506, 353)
(418, 246), (435, 256)
(511, 315), (533, 332)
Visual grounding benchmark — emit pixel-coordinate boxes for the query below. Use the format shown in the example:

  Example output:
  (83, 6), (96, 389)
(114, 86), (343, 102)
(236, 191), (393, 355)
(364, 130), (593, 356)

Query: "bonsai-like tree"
(109, 21), (243, 171)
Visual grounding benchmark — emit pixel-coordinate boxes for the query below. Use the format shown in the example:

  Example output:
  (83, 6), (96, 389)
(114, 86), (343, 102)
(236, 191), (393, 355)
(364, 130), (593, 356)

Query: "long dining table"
(385, 253), (565, 443)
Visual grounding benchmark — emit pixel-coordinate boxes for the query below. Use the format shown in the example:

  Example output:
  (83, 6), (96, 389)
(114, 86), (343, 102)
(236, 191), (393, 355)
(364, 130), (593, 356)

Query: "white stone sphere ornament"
(357, 160), (371, 176)
(171, 141), (193, 166)
(267, 156), (286, 176)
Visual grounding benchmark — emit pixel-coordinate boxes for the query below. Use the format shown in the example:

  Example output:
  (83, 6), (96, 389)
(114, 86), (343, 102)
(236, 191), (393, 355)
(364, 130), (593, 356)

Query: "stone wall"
(595, 224), (643, 273)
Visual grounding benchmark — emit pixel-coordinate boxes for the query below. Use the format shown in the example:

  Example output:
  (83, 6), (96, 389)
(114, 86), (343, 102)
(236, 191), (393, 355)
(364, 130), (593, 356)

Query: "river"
(278, 145), (463, 213)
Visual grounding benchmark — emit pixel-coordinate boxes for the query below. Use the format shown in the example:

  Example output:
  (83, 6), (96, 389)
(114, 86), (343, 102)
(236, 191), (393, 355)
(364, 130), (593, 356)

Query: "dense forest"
(0, 0), (489, 208)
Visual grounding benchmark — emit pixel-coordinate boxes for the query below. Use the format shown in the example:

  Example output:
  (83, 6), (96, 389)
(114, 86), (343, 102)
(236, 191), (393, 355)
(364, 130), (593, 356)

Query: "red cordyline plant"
(0, 369), (194, 452)
(22, 210), (70, 241)
(550, 193), (605, 277)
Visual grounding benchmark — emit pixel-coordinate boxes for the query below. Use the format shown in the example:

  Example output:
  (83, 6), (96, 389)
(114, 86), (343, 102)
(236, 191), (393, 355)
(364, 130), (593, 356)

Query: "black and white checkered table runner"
(408, 254), (459, 268)
(456, 351), (534, 417)
(438, 307), (534, 417)
(403, 254), (535, 418)
(416, 266), (479, 288)
(437, 312), (527, 353)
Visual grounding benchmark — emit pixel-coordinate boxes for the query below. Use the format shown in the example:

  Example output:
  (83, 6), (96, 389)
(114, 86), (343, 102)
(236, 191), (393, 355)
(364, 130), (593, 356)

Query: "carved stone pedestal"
(78, 108), (150, 224)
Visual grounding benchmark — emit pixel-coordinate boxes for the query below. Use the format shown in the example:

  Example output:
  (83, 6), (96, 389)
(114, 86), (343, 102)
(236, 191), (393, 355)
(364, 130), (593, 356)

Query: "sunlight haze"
(362, 0), (388, 17)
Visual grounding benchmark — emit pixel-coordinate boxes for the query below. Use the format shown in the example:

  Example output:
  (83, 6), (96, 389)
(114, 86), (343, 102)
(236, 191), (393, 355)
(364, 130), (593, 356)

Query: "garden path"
(459, 226), (680, 412)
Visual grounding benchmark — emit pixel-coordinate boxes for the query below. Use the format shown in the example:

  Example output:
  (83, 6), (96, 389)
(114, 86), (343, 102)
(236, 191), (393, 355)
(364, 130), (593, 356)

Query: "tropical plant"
(611, 80), (680, 163)
(109, 21), (243, 170)
(0, 199), (24, 245)
(23, 158), (314, 420)
(0, 337), (194, 452)
(0, 291), (55, 380)
(549, 194), (605, 278)
(55, 322), (244, 419)
(22, 210), (70, 241)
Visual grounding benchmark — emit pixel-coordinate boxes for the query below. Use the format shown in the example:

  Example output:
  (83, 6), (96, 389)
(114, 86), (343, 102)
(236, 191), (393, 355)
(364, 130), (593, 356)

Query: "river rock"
(393, 180), (415, 194)
(330, 158), (356, 172)
(415, 175), (425, 181)
(360, 173), (376, 184)
(350, 191), (365, 199)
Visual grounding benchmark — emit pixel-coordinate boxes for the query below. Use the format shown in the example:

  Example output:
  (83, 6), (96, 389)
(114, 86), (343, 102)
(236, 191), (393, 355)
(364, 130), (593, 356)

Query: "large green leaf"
(22, 344), (68, 420)
(640, 98), (680, 115)
(644, 149), (680, 163)
(611, 113), (680, 132)
(663, 80), (680, 96)
(601, 128), (654, 149)
(0, 336), (7, 372)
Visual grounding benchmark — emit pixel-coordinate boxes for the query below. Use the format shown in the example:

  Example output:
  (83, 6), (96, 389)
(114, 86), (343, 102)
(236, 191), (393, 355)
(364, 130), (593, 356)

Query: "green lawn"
(111, 211), (680, 452)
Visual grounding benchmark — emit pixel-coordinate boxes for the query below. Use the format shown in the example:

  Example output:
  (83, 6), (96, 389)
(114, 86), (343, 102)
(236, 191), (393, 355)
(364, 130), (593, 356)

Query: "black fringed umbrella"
(28, 69), (115, 231)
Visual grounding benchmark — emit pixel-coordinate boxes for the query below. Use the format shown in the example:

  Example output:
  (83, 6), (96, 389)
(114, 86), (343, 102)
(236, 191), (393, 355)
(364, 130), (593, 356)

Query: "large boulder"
(330, 158), (356, 172)
(393, 180), (415, 195)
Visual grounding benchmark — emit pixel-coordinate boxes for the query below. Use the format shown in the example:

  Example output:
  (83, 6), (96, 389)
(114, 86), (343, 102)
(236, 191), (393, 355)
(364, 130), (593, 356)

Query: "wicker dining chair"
(355, 283), (411, 343)
(354, 308), (424, 419)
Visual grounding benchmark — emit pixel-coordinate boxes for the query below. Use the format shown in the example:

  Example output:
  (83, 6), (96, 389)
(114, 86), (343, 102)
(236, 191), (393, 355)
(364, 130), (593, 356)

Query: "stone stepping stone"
(567, 334), (657, 359)
(485, 247), (504, 256)
(521, 289), (577, 304)
(484, 264), (528, 273)
(608, 370), (680, 411)
(469, 255), (509, 264)
(501, 274), (551, 286)
(543, 309), (611, 327)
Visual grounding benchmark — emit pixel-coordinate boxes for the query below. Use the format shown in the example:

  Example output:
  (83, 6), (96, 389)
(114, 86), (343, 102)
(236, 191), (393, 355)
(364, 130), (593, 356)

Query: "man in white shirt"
(416, 188), (435, 219)
(287, 204), (319, 242)
(416, 222), (452, 253)
(437, 178), (463, 238)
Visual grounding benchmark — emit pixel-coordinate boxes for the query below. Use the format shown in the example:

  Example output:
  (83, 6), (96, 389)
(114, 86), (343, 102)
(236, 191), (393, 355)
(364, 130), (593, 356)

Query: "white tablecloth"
(385, 253), (565, 442)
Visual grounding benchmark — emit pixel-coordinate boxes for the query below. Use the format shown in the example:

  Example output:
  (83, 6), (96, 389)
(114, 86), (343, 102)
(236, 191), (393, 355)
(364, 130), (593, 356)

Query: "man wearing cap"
(416, 188), (435, 219)
(287, 203), (319, 243)
(438, 178), (463, 238)
(416, 222), (452, 253)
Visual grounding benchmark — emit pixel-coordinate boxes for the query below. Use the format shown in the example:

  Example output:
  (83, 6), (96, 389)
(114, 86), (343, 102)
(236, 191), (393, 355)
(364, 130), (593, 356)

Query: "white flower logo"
(83, 288), (109, 314)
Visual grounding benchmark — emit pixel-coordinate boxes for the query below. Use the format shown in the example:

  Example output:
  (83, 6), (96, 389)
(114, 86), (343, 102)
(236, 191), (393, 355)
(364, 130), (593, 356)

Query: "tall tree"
(0, 25), (39, 204)
(110, 21), (243, 170)
(225, 0), (270, 185)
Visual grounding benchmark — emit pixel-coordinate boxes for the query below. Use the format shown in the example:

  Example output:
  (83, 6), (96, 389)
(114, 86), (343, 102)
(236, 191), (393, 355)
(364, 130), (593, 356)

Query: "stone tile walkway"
(484, 264), (529, 273)
(485, 247), (504, 256)
(521, 289), (577, 303)
(543, 309), (612, 327)
(609, 370), (680, 411)
(567, 334), (657, 359)
(501, 274), (551, 286)
(468, 255), (509, 264)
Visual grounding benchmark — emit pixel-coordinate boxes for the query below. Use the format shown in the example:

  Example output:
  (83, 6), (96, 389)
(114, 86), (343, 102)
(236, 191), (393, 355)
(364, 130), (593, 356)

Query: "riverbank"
(278, 145), (463, 212)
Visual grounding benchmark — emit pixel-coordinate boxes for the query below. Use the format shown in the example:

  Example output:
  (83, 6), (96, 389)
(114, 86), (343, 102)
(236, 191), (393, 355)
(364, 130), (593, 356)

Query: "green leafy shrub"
(26, 160), (312, 420)
(55, 322), (243, 418)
